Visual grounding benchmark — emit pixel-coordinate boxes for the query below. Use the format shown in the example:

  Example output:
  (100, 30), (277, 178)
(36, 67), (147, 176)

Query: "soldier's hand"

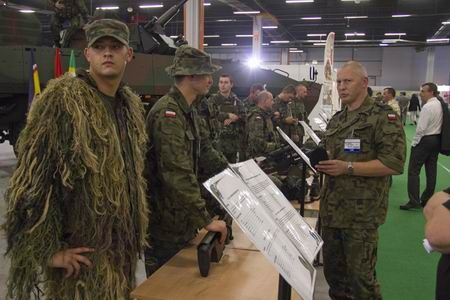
(285, 116), (297, 125)
(273, 112), (281, 119)
(228, 113), (239, 122)
(204, 220), (228, 244)
(315, 160), (347, 176)
(48, 247), (95, 278)
(55, 0), (65, 9)
(224, 119), (233, 126)
(292, 134), (300, 143)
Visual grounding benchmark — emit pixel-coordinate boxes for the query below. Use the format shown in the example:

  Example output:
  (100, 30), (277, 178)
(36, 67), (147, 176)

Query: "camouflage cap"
(165, 45), (222, 76)
(85, 19), (129, 47)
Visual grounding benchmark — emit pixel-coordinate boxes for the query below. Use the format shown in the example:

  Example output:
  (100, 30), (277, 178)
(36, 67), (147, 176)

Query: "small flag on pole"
(68, 49), (76, 77)
(54, 48), (63, 78)
(28, 49), (41, 107)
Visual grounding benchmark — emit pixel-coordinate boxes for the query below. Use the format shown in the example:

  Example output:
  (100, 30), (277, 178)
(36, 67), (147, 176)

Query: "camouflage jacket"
(242, 96), (256, 113)
(320, 96), (406, 229)
(273, 96), (305, 139)
(146, 86), (228, 243)
(208, 92), (245, 136)
(48, 0), (88, 19)
(246, 106), (281, 158)
(197, 97), (220, 142)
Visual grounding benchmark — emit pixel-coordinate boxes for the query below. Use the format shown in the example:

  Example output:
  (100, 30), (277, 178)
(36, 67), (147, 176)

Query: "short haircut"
(250, 83), (264, 93)
(340, 61), (368, 78)
(367, 87), (373, 97)
(400, 91), (406, 96)
(422, 82), (438, 96)
(384, 87), (396, 97)
(219, 74), (233, 84)
(282, 84), (296, 94)
(255, 91), (272, 104)
(296, 82), (307, 89)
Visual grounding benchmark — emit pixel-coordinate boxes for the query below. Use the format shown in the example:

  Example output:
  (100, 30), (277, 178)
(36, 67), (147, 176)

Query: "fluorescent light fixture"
(204, 2), (211, 6)
(442, 21), (450, 25)
(204, 35), (220, 38)
(233, 11), (260, 14)
(289, 50), (304, 53)
(345, 33), (365, 37)
(313, 43), (326, 46)
(341, 0), (369, 1)
(262, 26), (278, 29)
(203, 43), (208, 46)
(384, 33), (406, 36)
(19, 9), (35, 13)
(236, 34), (253, 37)
(344, 15), (368, 19)
(270, 40), (290, 44)
(307, 33), (326, 37)
(169, 35), (178, 38)
(286, 0), (314, 3)
(262, 43), (269, 46)
(392, 14), (411, 18)
(139, 4), (163, 8)
(96, 6), (119, 10)
(379, 43), (388, 46)
(306, 39), (325, 42)
(341, 39), (366, 42)
(426, 38), (449, 43)
(381, 39), (398, 43)
(221, 43), (237, 46)
(217, 19), (236, 22)
(301, 17), (322, 20)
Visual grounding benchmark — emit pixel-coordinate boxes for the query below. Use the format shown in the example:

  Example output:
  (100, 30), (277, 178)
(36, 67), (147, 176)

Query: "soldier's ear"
(126, 47), (133, 63)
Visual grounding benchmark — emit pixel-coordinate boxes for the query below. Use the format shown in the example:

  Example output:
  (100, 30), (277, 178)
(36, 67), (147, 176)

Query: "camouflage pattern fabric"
(208, 92), (246, 162)
(246, 106), (280, 158)
(322, 227), (381, 300)
(166, 45), (222, 76)
(144, 86), (228, 275)
(272, 96), (304, 145)
(242, 96), (256, 113)
(84, 18), (130, 47)
(49, 0), (89, 46)
(197, 97), (221, 146)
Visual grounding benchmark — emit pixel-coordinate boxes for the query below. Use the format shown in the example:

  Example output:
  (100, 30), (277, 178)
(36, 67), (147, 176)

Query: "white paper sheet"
(299, 121), (321, 146)
(204, 169), (316, 300)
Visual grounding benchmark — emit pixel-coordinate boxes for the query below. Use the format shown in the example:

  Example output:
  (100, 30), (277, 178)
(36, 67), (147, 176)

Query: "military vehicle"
(0, 0), (320, 150)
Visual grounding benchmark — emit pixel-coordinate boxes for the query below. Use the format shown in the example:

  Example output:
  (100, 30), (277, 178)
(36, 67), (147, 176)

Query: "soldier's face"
(192, 74), (213, 95)
(296, 86), (307, 98)
(218, 77), (233, 94)
(382, 89), (393, 102)
(85, 37), (133, 80)
(263, 94), (274, 110)
(337, 67), (368, 105)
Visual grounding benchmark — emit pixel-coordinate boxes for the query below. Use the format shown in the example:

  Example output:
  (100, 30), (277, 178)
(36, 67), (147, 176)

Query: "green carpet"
(377, 124), (450, 300)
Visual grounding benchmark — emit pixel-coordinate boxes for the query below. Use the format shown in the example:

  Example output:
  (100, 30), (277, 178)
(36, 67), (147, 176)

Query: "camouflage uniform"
(242, 96), (256, 113)
(48, 0), (89, 47)
(144, 46), (227, 276)
(197, 96), (221, 147)
(246, 106), (280, 158)
(320, 96), (406, 300)
(208, 92), (246, 162)
(273, 96), (304, 145)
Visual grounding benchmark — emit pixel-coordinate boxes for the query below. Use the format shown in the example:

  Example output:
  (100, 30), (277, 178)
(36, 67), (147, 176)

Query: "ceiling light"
(344, 15), (368, 19)
(233, 11), (260, 14)
(286, 0), (314, 3)
(262, 43), (269, 46)
(246, 57), (261, 69)
(217, 19), (236, 22)
(345, 33), (365, 36)
(379, 43), (388, 46)
(96, 6), (119, 10)
(301, 17), (322, 20)
(341, 39), (366, 42)
(426, 38), (449, 43)
(381, 39), (398, 44)
(169, 35), (178, 38)
(289, 50), (304, 53)
(236, 34), (253, 37)
(204, 35), (220, 38)
(442, 21), (450, 25)
(341, 0), (369, 1)
(307, 33), (326, 37)
(392, 14), (411, 18)
(384, 33), (406, 36)
(270, 40), (290, 44)
(313, 43), (326, 46)
(262, 26), (278, 29)
(139, 4), (163, 8)
(203, 43), (208, 46)
(19, 9), (35, 13)
(222, 43), (237, 46)
(204, 2), (211, 6)
(305, 39), (324, 42)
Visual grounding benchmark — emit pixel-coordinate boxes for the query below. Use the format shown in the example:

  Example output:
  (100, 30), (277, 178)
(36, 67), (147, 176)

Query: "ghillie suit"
(3, 69), (149, 300)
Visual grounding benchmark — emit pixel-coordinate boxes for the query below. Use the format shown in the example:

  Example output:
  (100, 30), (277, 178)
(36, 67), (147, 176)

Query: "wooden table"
(131, 223), (305, 300)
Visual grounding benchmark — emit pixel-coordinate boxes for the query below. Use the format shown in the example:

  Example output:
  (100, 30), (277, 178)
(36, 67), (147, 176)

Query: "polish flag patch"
(256, 116), (262, 120)
(387, 113), (397, 121)
(165, 110), (177, 118)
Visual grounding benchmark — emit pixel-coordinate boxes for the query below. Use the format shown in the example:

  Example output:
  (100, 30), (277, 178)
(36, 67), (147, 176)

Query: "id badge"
(344, 139), (361, 153)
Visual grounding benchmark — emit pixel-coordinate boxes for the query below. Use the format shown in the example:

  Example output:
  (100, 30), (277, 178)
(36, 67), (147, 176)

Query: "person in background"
(424, 188), (450, 300)
(408, 93), (421, 125)
(397, 91), (410, 125)
(242, 83), (265, 112)
(383, 87), (401, 116)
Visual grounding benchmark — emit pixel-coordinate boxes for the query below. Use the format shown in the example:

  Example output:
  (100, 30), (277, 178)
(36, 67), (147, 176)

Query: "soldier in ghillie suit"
(316, 61), (406, 299)
(48, 0), (89, 47)
(3, 19), (149, 300)
(208, 74), (246, 162)
(144, 45), (228, 276)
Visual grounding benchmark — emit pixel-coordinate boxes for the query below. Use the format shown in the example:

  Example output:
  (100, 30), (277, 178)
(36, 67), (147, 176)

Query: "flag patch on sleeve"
(256, 116), (262, 120)
(387, 113), (397, 121)
(165, 110), (177, 118)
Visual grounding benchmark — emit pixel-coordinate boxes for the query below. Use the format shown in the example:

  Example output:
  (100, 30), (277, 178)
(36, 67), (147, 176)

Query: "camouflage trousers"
(322, 227), (382, 300)
(144, 237), (188, 277)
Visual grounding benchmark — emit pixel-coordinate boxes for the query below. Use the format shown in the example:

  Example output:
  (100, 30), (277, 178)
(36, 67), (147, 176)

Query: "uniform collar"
(342, 95), (373, 116)
(76, 68), (126, 95)
(168, 85), (192, 114)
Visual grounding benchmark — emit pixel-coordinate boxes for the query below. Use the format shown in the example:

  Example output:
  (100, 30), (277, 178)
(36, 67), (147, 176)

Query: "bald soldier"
(316, 61), (406, 299)
(144, 45), (228, 276)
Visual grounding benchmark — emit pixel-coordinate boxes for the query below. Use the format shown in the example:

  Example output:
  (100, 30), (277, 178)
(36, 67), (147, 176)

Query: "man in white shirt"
(400, 82), (443, 210)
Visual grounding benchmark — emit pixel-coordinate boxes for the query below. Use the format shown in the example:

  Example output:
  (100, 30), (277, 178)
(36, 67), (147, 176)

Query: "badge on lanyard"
(344, 138), (361, 153)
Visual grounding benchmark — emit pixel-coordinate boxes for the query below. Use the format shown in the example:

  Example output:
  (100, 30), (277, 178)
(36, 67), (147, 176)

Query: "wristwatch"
(347, 161), (354, 175)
